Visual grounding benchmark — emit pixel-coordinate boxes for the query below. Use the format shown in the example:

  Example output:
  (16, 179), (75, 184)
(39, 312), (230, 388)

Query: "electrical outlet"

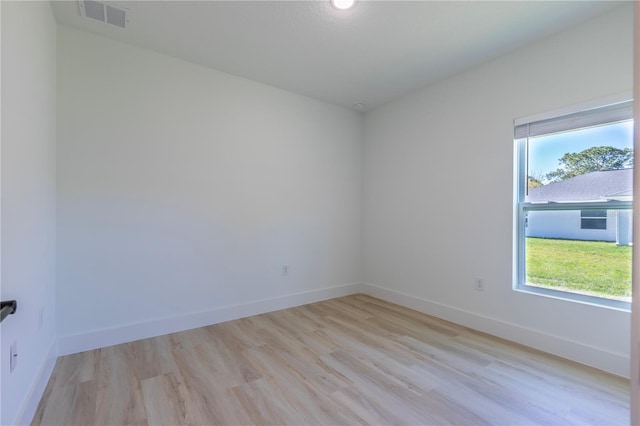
(10, 340), (17, 373)
(38, 307), (44, 330)
(475, 277), (485, 291)
(282, 265), (289, 276)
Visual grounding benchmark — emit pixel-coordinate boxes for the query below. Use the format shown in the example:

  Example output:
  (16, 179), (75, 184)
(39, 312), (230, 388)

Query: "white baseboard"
(15, 340), (57, 426)
(57, 282), (363, 356)
(361, 282), (630, 378)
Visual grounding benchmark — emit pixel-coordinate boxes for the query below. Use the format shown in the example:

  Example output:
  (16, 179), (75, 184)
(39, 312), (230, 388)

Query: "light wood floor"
(33, 294), (629, 425)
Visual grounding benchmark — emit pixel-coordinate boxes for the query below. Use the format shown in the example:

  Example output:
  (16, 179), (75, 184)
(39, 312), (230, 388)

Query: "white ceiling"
(51, 0), (624, 111)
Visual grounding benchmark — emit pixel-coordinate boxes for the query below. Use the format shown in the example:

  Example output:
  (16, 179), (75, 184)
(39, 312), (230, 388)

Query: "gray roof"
(527, 169), (633, 202)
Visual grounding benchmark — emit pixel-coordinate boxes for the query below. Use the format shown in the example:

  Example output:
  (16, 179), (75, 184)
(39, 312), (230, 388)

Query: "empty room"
(1, 0), (639, 424)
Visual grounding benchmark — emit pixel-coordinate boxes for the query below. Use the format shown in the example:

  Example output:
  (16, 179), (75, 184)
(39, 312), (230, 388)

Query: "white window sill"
(514, 284), (631, 312)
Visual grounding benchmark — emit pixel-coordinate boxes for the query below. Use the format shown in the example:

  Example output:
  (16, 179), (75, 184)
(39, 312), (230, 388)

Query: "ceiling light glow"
(331, 0), (356, 10)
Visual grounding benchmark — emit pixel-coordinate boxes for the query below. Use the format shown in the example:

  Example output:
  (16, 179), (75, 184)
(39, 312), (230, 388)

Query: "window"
(580, 210), (607, 230)
(514, 98), (633, 309)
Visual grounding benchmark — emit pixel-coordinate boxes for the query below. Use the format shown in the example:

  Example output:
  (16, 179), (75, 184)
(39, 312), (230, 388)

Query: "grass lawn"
(526, 237), (632, 300)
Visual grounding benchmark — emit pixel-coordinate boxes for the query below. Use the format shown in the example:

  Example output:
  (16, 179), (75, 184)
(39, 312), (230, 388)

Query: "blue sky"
(528, 120), (634, 182)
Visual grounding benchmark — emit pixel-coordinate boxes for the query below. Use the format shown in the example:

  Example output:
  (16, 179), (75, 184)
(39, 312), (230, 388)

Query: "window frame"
(513, 95), (633, 311)
(580, 209), (607, 230)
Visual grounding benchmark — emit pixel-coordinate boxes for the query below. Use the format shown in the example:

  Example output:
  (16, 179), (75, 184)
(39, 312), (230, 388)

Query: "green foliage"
(527, 176), (543, 189)
(526, 237), (632, 300)
(544, 146), (633, 183)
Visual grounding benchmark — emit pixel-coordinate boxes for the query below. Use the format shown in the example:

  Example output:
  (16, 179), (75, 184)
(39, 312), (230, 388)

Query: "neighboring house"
(526, 169), (633, 245)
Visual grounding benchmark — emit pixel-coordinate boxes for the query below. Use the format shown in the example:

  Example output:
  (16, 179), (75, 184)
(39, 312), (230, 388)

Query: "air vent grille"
(105, 5), (126, 28)
(83, 0), (105, 21)
(79, 0), (128, 28)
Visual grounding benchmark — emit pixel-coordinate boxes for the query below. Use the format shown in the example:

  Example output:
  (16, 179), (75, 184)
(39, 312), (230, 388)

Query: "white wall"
(56, 26), (363, 349)
(1, 2), (57, 425)
(526, 210), (620, 242)
(363, 5), (634, 377)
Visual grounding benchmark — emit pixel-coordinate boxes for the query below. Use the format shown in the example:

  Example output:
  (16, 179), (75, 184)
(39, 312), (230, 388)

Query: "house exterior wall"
(526, 210), (633, 244)
(526, 210), (617, 241)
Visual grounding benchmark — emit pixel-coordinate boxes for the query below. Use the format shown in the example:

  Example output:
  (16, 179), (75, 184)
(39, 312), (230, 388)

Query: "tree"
(528, 176), (543, 189)
(544, 146), (633, 183)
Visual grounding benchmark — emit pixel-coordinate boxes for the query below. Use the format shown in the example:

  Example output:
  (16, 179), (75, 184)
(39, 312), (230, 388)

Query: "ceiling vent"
(78, 0), (128, 28)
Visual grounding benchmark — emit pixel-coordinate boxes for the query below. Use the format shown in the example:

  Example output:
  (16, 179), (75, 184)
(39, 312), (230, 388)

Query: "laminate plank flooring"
(32, 294), (630, 425)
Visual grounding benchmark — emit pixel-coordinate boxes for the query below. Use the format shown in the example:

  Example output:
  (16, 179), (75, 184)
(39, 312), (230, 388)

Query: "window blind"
(514, 100), (633, 139)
